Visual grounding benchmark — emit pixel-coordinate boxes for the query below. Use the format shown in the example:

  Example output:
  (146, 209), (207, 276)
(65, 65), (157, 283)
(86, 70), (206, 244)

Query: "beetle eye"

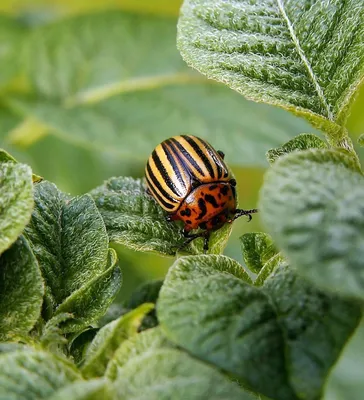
(229, 178), (237, 187)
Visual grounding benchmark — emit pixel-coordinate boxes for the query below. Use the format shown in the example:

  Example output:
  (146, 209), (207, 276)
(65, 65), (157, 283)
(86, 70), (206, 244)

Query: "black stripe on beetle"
(169, 138), (206, 177)
(161, 142), (187, 191)
(182, 135), (215, 179)
(151, 150), (181, 197)
(146, 163), (178, 205)
(146, 176), (175, 210)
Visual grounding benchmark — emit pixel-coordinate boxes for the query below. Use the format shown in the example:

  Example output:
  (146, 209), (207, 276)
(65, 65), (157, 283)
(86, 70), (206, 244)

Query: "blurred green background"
(0, 1), (363, 398)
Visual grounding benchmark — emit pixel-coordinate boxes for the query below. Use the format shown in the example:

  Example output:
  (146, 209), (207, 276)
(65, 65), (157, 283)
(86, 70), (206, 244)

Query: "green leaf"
(8, 11), (316, 168)
(177, 0), (364, 136)
(127, 280), (163, 309)
(0, 162), (33, 256)
(266, 133), (327, 164)
(158, 255), (359, 400)
(0, 16), (27, 88)
(48, 379), (112, 400)
(259, 149), (364, 299)
(54, 248), (122, 333)
(113, 348), (255, 400)
(240, 232), (278, 274)
(0, 148), (43, 183)
(126, 280), (163, 331)
(25, 181), (111, 312)
(91, 177), (219, 256)
(81, 303), (154, 378)
(263, 264), (361, 400)
(106, 326), (175, 380)
(0, 237), (43, 340)
(0, 350), (81, 400)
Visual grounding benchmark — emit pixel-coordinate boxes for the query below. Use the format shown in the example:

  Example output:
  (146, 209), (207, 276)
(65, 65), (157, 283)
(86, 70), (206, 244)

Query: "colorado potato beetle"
(145, 135), (257, 251)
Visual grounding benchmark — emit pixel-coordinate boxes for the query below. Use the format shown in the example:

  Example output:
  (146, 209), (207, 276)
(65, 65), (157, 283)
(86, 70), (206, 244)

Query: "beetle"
(145, 135), (258, 251)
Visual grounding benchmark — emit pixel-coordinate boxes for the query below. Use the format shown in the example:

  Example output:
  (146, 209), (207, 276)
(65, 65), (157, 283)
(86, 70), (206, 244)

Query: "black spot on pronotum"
(197, 198), (207, 219)
(184, 208), (191, 216)
(180, 209), (186, 216)
(220, 186), (229, 196)
(205, 194), (219, 208)
(186, 220), (192, 225)
(209, 184), (218, 191)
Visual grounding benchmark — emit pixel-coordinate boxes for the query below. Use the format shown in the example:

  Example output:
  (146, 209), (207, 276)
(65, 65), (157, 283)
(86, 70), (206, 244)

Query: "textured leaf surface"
(106, 327), (175, 380)
(113, 348), (255, 400)
(266, 133), (327, 164)
(91, 177), (231, 255)
(0, 162), (33, 256)
(263, 264), (360, 400)
(49, 380), (112, 400)
(240, 232), (278, 274)
(260, 149), (364, 299)
(25, 181), (110, 311)
(54, 249), (122, 333)
(82, 304), (154, 378)
(0, 350), (81, 400)
(158, 255), (359, 400)
(0, 237), (43, 340)
(8, 11), (315, 167)
(178, 0), (364, 134)
(0, 148), (43, 183)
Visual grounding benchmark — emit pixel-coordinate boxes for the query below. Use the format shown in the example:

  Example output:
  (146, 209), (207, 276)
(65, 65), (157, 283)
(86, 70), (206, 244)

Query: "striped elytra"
(145, 135), (258, 251)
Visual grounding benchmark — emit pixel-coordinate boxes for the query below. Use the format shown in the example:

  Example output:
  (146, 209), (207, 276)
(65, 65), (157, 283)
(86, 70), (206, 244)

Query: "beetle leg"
(233, 208), (258, 222)
(203, 232), (210, 253)
(181, 230), (210, 253)
(217, 150), (225, 159)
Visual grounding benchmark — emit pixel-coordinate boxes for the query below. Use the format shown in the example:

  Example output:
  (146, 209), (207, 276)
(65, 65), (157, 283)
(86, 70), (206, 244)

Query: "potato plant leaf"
(158, 255), (360, 400)
(113, 348), (255, 400)
(91, 176), (231, 255)
(0, 148), (43, 182)
(240, 232), (278, 274)
(0, 162), (33, 256)
(6, 11), (316, 167)
(54, 248), (122, 334)
(81, 303), (154, 378)
(178, 0), (364, 138)
(266, 133), (327, 164)
(260, 149), (364, 299)
(49, 379), (112, 400)
(106, 327), (175, 380)
(0, 236), (44, 341)
(0, 350), (81, 400)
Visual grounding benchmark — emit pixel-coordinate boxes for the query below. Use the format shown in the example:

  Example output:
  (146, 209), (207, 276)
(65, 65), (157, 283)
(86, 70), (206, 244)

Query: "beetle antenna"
(233, 209), (258, 222)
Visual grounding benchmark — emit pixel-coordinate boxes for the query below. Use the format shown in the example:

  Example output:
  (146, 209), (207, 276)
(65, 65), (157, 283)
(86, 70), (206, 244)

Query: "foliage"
(0, 0), (363, 399)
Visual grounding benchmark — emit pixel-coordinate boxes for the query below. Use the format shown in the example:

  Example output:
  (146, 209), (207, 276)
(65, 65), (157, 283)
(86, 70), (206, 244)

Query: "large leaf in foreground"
(0, 237), (43, 341)
(158, 255), (359, 400)
(178, 0), (364, 135)
(0, 350), (81, 400)
(8, 11), (315, 167)
(0, 162), (33, 256)
(113, 348), (255, 400)
(259, 149), (364, 299)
